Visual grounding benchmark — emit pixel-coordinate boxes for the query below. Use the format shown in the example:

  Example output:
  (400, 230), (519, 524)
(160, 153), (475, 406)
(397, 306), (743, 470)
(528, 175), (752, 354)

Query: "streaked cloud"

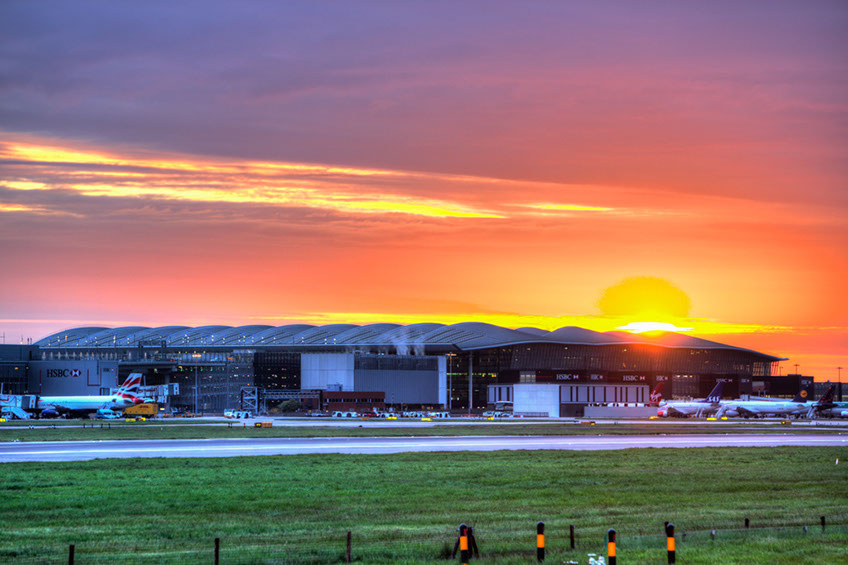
(0, 138), (508, 219)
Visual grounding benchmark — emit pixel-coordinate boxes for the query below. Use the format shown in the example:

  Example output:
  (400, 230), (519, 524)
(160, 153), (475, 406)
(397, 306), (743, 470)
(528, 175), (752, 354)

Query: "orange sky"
(0, 2), (846, 380)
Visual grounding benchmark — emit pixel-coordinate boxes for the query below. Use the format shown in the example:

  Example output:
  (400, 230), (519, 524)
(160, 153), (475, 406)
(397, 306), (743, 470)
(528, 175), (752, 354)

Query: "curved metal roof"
(34, 322), (782, 360)
(545, 326), (626, 345)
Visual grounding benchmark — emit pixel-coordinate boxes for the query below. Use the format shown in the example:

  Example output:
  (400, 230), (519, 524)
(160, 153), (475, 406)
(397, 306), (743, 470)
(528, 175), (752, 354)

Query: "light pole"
(192, 353), (201, 415)
(838, 367), (842, 382)
(447, 353), (454, 411)
(794, 363), (800, 375)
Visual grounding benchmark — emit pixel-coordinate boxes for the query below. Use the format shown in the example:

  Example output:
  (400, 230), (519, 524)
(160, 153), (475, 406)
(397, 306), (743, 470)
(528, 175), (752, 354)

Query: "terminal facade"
(0, 322), (812, 416)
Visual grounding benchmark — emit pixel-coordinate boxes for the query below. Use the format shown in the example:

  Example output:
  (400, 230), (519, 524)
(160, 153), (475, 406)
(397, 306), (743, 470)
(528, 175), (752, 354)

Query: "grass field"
(1, 447), (846, 563)
(2, 419), (845, 442)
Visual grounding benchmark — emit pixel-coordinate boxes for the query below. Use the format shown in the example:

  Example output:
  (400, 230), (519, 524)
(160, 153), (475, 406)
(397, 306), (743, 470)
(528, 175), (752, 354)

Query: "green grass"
(1, 447), (846, 563)
(2, 420), (845, 442)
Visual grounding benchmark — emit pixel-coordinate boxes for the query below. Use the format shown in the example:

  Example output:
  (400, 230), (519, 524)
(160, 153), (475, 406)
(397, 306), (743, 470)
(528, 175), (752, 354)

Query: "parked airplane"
(32, 374), (144, 417)
(656, 382), (724, 418)
(714, 385), (832, 419)
(809, 386), (845, 418)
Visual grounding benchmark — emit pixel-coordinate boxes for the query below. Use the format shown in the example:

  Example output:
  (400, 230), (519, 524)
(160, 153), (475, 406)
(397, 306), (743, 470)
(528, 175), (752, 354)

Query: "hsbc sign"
(46, 368), (82, 378)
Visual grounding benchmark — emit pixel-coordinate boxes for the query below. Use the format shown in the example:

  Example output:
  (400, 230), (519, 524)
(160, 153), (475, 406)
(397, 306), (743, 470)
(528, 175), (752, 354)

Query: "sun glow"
(615, 321), (694, 333)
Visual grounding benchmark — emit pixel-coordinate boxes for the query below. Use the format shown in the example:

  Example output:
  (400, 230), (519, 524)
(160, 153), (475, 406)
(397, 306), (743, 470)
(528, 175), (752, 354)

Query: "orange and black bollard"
(536, 521), (545, 562)
(458, 523), (470, 564)
(607, 528), (616, 565)
(666, 523), (675, 564)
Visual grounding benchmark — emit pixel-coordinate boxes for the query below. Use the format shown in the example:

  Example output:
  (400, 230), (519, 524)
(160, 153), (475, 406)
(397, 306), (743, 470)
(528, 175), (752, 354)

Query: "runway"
(1, 433), (845, 462)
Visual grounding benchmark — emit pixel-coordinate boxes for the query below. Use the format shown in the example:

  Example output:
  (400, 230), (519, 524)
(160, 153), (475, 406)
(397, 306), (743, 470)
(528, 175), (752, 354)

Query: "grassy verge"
(1, 447), (846, 563)
(1, 420), (845, 442)
(5, 422), (848, 442)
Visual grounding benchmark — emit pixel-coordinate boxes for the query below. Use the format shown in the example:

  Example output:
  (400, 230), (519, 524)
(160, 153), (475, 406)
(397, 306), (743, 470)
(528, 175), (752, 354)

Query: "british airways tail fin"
(117, 373), (142, 394)
(703, 381), (724, 403)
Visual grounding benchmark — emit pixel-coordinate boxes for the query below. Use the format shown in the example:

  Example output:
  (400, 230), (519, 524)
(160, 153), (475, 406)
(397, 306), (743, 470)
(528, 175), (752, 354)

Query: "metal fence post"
(214, 537), (219, 565)
(346, 530), (351, 563)
(570, 524), (575, 550)
(68, 544), (74, 565)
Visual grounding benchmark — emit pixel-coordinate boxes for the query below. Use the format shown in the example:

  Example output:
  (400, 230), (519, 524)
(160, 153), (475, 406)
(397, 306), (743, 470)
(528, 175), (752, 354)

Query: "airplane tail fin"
(649, 381), (665, 405)
(117, 373), (142, 394)
(817, 385), (836, 406)
(792, 387), (812, 403)
(704, 381), (724, 403)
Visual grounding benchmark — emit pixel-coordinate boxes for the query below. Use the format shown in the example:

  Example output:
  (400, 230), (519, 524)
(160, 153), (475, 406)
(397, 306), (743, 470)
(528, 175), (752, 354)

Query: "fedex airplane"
(656, 382), (724, 418)
(34, 374), (144, 417)
(715, 385), (833, 419)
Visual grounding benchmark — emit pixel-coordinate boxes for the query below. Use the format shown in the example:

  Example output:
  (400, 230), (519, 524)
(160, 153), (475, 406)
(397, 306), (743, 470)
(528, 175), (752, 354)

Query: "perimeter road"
(1, 433), (845, 462)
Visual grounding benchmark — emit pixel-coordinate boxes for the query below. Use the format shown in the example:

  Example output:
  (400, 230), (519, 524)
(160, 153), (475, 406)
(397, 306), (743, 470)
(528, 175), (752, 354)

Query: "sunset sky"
(1, 2), (846, 379)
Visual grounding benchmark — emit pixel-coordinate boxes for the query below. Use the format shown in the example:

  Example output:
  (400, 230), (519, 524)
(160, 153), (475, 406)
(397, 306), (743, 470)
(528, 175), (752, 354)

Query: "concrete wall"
(513, 384), (560, 417)
(560, 384), (649, 404)
(28, 360), (119, 395)
(583, 405), (659, 419)
(300, 354), (354, 391)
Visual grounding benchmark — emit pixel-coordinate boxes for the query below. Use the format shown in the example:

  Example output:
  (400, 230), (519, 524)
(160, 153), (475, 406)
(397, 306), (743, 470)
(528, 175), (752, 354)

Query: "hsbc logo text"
(46, 369), (82, 378)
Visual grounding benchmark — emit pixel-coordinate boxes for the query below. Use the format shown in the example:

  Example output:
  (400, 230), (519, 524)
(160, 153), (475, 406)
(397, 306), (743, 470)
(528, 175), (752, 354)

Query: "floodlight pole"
(468, 353), (473, 415)
(192, 353), (201, 415)
(447, 353), (453, 411)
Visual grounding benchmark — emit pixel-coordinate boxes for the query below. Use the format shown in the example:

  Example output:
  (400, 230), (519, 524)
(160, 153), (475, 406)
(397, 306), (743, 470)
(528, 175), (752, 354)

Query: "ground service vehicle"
(95, 408), (121, 420)
(124, 403), (158, 418)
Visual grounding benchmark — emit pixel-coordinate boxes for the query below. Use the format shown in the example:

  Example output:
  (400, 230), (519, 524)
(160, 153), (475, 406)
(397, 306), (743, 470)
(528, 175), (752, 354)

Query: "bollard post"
(68, 544), (75, 565)
(346, 530), (351, 563)
(744, 518), (749, 529)
(710, 529), (715, 541)
(570, 524), (575, 550)
(458, 523), (469, 565)
(803, 525), (808, 535)
(682, 530), (686, 542)
(214, 537), (219, 565)
(821, 516), (826, 531)
(536, 521), (545, 562)
(607, 528), (616, 565)
(666, 523), (675, 564)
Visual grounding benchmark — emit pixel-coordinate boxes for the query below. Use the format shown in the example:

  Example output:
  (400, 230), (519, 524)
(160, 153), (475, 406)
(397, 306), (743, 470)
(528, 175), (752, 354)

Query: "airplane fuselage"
(658, 401), (720, 417)
(37, 394), (139, 414)
(716, 400), (815, 418)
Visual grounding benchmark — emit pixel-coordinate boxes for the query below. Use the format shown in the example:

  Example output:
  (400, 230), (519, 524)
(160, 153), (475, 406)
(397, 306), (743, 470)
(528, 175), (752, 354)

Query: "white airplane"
(34, 374), (144, 417)
(657, 382), (724, 418)
(714, 385), (832, 419)
(814, 395), (848, 418)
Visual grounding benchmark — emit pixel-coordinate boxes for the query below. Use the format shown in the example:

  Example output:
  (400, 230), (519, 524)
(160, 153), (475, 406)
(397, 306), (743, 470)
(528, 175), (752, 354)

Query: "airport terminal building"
(0, 322), (808, 417)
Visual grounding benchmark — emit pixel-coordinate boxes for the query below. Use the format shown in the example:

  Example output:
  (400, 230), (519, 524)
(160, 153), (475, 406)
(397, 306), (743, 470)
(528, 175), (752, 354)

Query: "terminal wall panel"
(300, 354), (354, 391)
(438, 355), (447, 406)
(354, 369), (440, 405)
(28, 360), (119, 395)
(513, 384), (560, 417)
